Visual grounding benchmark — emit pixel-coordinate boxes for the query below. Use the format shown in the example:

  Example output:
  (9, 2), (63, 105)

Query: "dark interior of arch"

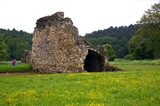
(84, 49), (105, 72)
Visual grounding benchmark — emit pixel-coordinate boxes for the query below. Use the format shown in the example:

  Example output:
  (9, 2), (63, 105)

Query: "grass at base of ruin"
(0, 60), (160, 105)
(0, 61), (32, 72)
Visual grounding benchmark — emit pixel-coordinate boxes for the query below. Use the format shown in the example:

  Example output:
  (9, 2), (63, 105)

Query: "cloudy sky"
(0, 0), (159, 36)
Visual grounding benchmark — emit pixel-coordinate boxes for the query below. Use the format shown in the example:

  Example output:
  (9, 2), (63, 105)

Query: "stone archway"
(84, 49), (105, 72)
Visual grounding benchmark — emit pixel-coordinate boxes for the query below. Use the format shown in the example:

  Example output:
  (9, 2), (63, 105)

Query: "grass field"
(0, 60), (160, 106)
(0, 61), (32, 72)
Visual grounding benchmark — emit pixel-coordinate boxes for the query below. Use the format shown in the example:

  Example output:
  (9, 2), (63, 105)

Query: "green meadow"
(0, 60), (160, 106)
(0, 61), (32, 72)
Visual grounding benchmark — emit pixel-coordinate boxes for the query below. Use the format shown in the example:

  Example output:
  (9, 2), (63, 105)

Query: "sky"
(0, 0), (159, 36)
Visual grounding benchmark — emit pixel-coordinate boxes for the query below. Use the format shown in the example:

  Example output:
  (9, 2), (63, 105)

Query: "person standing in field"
(12, 59), (16, 66)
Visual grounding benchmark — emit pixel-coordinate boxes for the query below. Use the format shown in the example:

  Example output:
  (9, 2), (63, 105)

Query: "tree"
(129, 3), (160, 59)
(83, 24), (138, 58)
(0, 33), (9, 60)
(103, 44), (116, 61)
(0, 28), (32, 60)
(6, 37), (30, 60)
(14, 39), (30, 60)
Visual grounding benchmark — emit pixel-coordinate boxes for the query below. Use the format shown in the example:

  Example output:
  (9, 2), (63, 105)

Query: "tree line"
(83, 24), (138, 58)
(0, 28), (32, 60)
(83, 3), (160, 60)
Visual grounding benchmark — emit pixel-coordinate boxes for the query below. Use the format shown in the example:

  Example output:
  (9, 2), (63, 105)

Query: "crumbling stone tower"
(32, 12), (108, 73)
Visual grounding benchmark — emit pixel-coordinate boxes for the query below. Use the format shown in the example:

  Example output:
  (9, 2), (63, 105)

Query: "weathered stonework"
(21, 50), (32, 64)
(32, 12), (108, 73)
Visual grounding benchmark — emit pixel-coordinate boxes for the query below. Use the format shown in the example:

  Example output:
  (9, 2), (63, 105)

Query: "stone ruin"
(31, 12), (110, 73)
(21, 50), (32, 63)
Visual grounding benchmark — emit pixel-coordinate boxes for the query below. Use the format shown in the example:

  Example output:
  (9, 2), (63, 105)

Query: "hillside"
(83, 24), (138, 58)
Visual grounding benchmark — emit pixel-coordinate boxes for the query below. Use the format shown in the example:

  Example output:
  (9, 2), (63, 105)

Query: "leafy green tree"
(0, 28), (32, 60)
(83, 24), (138, 58)
(0, 33), (9, 60)
(6, 38), (30, 60)
(129, 3), (160, 59)
(103, 44), (116, 61)
(14, 39), (30, 60)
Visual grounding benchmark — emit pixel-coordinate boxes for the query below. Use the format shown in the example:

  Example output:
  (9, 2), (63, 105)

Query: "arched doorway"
(84, 49), (105, 72)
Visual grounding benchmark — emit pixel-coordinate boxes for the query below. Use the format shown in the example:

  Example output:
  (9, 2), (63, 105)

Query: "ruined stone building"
(31, 12), (109, 73)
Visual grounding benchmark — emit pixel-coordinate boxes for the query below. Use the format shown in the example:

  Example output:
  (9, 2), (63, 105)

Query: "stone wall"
(32, 12), (108, 73)
(21, 50), (32, 64)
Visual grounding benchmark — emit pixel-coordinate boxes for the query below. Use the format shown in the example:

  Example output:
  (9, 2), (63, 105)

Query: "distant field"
(111, 59), (160, 65)
(0, 60), (160, 105)
(110, 59), (160, 72)
(0, 61), (32, 72)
